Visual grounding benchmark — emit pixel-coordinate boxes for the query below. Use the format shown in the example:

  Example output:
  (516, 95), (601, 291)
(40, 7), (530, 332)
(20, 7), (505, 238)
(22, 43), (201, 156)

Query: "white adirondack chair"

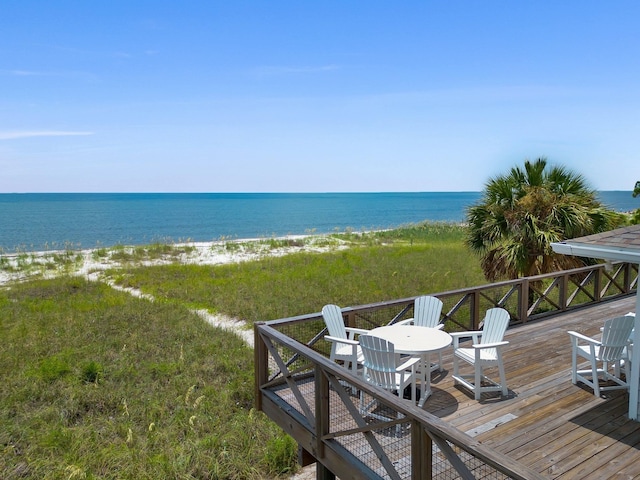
(358, 334), (420, 432)
(451, 308), (510, 400)
(569, 315), (635, 397)
(397, 295), (445, 372)
(322, 304), (369, 376)
(397, 295), (444, 329)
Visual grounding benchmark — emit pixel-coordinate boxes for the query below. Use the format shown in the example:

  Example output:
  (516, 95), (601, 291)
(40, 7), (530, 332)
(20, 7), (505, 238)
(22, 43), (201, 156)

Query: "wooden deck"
(257, 293), (640, 479)
(422, 295), (640, 479)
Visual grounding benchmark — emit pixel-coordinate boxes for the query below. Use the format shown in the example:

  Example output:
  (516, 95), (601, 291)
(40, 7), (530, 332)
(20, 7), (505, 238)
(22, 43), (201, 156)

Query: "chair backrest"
(413, 295), (444, 328)
(322, 304), (347, 339)
(480, 308), (510, 345)
(359, 335), (398, 390)
(599, 315), (635, 362)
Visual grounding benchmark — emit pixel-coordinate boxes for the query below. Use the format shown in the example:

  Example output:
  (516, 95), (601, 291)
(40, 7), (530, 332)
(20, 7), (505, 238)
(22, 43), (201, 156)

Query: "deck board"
(420, 296), (640, 479)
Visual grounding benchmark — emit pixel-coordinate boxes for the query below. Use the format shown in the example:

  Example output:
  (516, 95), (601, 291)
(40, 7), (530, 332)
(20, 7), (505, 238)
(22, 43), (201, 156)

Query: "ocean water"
(0, 191), (636, 252)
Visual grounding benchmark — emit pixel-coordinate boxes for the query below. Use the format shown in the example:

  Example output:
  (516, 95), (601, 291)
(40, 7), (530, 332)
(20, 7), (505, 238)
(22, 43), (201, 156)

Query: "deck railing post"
(624, 262), (633, 292)
(411, 421), (432, 479)
(559, 272), (568, 311)
(594, 265), (602, 301)
(315, 364), (328, 460)
(519, 278), (529, 323)
(315, 364), (332, 475)
(345, 310), (356, 328)
(472, 290), (481, 330)
(254, 322), (268, 411)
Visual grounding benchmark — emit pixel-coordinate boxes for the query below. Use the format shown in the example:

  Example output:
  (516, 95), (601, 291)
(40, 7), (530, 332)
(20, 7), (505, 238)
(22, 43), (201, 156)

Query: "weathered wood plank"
(435, 296), (639, 479)
(415, 295), (639, 479)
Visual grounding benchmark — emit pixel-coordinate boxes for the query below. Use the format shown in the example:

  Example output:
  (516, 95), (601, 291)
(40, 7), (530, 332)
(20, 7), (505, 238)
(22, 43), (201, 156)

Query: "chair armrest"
(396, 318), (414, 326)
(324, 335), (359, 346)
(567, 331), (600, 345)
(450, 330), (483, 339)
(450, 330), (481, 348)
(344, 327), (369, 336)
(396, 356), (421, 372)
(395, 319), (445, 330)
(472, 341), (509, 349)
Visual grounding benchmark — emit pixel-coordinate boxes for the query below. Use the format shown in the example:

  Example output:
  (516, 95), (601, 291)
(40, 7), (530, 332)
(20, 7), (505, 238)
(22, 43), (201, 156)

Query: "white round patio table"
(369, 325), (452, 407)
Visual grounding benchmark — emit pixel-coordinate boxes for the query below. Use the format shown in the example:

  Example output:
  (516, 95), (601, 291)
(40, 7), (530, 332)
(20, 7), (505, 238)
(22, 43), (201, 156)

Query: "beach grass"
(111, 222), (484, 322)
(0, 249), (84, 277)
(0, 278), (296, 479)
(0, 222), (484, 479)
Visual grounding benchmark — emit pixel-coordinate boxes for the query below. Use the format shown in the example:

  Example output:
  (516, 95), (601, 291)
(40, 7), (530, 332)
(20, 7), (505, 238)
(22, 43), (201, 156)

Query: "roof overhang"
(551, 225), (640, 265)
(551, 242), (640, 264)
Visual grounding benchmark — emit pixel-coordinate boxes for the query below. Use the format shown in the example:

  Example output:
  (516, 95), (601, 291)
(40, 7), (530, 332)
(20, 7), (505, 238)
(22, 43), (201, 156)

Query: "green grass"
(115, 242), (483, 322)
(0, 222), (485, 478)
(113, 223), (484, 322)
(0, 278), (297, 479)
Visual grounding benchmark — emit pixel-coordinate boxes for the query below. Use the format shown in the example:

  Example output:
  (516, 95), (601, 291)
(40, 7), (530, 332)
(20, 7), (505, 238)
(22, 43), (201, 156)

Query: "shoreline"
(0, 191), (635, 257)
(0, 234), (352, 286)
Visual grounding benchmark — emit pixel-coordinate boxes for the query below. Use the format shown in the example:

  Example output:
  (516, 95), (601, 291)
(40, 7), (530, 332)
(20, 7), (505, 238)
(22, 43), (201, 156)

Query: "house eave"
(551, 241), (640, 264)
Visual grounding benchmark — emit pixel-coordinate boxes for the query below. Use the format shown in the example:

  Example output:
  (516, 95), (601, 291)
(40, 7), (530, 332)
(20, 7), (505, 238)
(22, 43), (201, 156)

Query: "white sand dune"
(0, 236), (350, 346)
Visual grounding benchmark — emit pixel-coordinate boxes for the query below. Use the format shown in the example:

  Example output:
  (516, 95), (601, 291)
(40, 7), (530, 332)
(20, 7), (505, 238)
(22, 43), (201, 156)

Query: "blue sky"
(1, 1), (638, 193)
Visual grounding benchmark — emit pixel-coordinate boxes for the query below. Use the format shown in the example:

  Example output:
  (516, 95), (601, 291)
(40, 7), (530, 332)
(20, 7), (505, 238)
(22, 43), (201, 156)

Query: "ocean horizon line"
(0, 191), (636, 253)
(0, 191), (483, 196)
(0, 189), (633, 195)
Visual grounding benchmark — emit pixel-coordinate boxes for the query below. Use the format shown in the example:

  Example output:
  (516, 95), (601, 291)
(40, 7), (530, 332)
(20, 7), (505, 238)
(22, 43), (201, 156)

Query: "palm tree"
(466, 157), (620, 281)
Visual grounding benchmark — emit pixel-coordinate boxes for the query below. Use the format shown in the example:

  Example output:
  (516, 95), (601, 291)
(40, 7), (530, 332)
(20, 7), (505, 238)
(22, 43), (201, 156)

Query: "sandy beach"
(0, 235), (349, 285)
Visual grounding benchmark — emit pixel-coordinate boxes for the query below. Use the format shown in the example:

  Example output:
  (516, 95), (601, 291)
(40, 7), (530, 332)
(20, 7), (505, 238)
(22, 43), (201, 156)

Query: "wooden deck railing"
(255, 263), (637, 479)
(256, 324), (543, 479)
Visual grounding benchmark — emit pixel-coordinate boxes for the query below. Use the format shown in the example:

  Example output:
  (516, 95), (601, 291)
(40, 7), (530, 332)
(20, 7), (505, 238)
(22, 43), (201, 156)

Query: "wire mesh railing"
(256, 324), (544, 479)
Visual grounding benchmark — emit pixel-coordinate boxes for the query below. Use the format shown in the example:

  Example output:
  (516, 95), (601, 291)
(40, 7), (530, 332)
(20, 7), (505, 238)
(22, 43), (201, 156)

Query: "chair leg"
(497, 355), (508, 396)
(474, 365), (482, 401)
(590, 356), (600, 397)
(453, 354), (459, 378)
(613, 359), (621, 379)
(349, 359), (359, 394)
(571, 347), (578, 384)
(624, 358), (631, 382)
(409, 376), (416, 403)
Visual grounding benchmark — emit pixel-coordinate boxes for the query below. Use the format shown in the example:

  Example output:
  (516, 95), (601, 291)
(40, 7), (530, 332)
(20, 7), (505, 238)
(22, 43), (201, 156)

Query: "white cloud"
(0, 131), (94, 140)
